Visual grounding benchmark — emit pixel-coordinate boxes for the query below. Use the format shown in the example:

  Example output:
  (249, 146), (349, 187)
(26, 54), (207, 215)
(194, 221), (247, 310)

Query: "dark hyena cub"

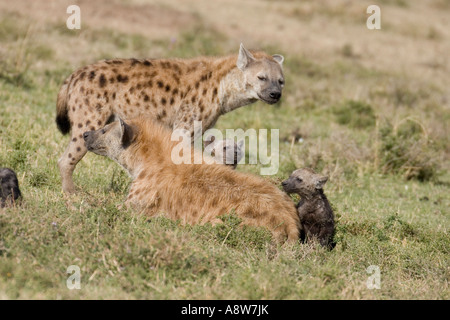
(282, 168), (335, 249)
(0, 168), (21, 208)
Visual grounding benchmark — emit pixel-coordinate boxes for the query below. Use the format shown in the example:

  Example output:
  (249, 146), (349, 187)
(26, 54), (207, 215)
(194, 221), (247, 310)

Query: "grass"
(0, 1), (449, 300)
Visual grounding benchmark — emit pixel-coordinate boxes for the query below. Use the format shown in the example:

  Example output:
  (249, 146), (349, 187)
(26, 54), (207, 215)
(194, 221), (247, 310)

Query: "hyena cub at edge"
(282, 168), (336, 250)
(0, 168), (21, 208)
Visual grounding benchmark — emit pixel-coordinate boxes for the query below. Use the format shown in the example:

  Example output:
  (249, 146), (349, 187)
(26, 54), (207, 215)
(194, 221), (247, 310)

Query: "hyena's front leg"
(58, 130), (88, 194)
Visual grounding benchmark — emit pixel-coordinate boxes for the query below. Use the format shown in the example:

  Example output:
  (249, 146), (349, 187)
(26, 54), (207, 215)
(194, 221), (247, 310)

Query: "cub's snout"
(83, 130), (96, 151)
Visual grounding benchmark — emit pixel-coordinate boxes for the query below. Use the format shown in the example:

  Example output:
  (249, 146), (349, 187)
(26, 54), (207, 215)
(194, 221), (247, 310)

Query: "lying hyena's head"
(281, 168), (328, 198)
(237, 43), (285, 104)
(83, 119), (136, 162)
(204, 135), (244, 169)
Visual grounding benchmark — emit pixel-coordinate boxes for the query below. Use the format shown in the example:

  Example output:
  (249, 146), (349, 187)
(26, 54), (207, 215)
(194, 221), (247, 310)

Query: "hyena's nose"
(83, 131), (90, 141)
(269, 91), (281, 100)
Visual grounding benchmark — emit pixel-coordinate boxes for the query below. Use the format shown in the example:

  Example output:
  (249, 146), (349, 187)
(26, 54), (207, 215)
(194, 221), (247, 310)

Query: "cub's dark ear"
(315, 175), (328, 189)
(119, 118), (136, 148)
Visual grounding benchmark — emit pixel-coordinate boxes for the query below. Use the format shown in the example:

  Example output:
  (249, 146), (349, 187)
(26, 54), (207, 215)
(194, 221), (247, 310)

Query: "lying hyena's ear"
(204, 134), (216, 147)
(314, 175), (328, 190)
(119, 118), (136, 148)
(272, 54), (284, 66)
(237, 43), (255, 71)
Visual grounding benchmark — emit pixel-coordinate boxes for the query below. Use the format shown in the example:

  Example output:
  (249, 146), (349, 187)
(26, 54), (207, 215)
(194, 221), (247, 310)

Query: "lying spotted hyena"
(83, 118), (300, 243)
(56, 44), (285, 193)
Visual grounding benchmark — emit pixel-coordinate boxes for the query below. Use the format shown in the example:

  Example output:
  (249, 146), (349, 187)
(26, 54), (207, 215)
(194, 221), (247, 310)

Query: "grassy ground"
(0, 0), (449, 299)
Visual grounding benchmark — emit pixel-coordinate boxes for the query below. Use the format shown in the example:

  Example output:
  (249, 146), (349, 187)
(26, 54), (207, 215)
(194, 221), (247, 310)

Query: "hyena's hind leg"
(58, 107), (115, 193)
(58, 130), (88, 194)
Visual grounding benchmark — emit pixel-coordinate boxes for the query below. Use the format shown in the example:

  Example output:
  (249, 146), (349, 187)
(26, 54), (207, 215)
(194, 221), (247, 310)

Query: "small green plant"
(379, 118), (439, 181)
(332, 100), (376, 129)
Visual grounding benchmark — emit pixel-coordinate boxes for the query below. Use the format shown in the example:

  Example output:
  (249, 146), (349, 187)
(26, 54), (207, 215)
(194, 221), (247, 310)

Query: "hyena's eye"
(101, 129), (106, 134)
(278, 79), (285, 85)
(297, 177), (303, 183)
(257, 75), (267, 81)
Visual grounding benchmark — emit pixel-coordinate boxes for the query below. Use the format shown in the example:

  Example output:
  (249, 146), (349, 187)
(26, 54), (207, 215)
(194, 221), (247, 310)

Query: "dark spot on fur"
(147, 80), (153, 87)
(172, 88), (179, 95)
(89, 71), (96, 81)
(77, 123), (82, 128)
(212, 87), (218, 99)
(165, 84), (171, 92)
(191, 96), (196, 103)
(131, 58), (139, 66)
(161, 97), (167, 105)
(117, 74), (129, 83)
(86, 120), (91, 126)
(157, 81), (164, 88)
(129, 86), (135, 94)
(195, 82), (200, 89)
(72, 137), (77, 142)
(76, 147), (81, 152)
(68, 153), (72, 158)
(144, 94), (149, 102)
(79, 72), (86, 80)
(170, 97), (175, 105)
(99, 74), (106, 87)
(112, 92), (116, 100)
(143, 60), (152, 66)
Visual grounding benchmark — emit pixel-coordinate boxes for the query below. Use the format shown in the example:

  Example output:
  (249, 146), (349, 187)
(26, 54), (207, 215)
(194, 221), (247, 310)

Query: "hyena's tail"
(56, 74), (73, 135)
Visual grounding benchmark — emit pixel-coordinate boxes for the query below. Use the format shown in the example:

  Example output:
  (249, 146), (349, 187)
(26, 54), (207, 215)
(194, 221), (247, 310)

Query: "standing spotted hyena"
(83, 117), (300, 243)
(56, 44), (285, 193)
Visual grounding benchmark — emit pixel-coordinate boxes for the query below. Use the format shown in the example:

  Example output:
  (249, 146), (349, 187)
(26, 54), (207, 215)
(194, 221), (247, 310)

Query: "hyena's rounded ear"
(272, 54), (284, 66)
(119, 118), (136, 149)
(237, 43), (255, 71)
(315, 175), (328, 190)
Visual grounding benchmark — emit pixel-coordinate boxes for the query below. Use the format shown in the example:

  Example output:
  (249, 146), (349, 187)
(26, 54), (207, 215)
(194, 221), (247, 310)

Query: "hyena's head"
(204, 135), (244, 169)
(83, 118), (136, 163)
(237, 43), (285, 105)
(282, 168), (328, 197)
